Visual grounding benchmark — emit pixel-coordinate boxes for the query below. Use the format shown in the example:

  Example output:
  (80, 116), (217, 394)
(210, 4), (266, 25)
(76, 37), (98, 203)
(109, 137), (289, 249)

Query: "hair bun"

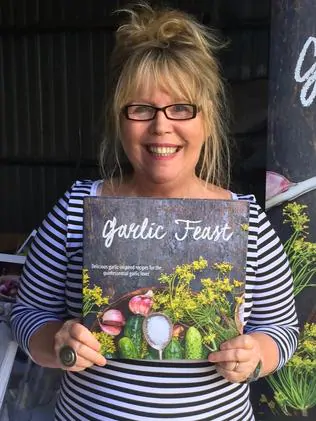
(115, 3), (214, 53)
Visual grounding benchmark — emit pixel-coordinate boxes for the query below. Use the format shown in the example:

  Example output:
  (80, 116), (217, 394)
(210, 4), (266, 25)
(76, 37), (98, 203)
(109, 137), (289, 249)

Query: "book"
(83, 196), (249, 361)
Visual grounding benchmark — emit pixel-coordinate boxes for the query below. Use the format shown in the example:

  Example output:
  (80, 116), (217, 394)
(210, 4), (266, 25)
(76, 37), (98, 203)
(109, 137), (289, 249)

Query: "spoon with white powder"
(143, 312), (173, 360)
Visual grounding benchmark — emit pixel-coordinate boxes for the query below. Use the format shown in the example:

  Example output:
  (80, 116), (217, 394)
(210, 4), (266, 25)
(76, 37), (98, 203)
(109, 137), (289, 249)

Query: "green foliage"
(266, 323), (316, 416)
(152, 257), (244, 351)
(82, 268), (110, 316)
(92, 331), (116, 356)
(282, 203), (316, 296)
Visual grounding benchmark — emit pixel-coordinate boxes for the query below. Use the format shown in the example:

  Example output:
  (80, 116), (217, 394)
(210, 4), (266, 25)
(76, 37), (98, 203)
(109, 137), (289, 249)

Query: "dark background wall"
(0, 0), (269, 247)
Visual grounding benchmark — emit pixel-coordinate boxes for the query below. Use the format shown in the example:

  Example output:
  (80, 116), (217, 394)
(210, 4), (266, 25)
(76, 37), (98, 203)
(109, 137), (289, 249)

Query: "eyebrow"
(128, 100), (189, 105)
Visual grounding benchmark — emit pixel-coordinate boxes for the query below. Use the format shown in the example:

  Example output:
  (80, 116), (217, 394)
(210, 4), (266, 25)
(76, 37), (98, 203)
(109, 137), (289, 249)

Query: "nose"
(150, 109), (172, 135)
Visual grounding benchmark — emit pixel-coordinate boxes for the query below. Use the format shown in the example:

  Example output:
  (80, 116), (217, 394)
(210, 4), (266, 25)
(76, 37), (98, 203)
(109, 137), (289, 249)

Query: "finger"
(216, 365), (248, 383)
(60, 355), (98, 372)
(66, 352), (106, 369)
(217, 361), (241, 372)
(68, 323), (102, 352)
(58, 342), (106, 371)
(208, 348), (247, 364)
(71, 341), (106, 366)
(56, 321), (102, 353)
(219, 334), (254, 351)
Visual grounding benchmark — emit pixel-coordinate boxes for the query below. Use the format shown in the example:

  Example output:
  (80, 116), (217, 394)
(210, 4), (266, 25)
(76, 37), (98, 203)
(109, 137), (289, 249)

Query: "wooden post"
(268, 0), (316, 183)
(267, 0), (316, 311)
(261, 2), (316, 419)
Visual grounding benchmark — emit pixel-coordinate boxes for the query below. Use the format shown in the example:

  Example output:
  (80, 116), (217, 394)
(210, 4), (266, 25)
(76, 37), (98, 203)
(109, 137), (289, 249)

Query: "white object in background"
(0, 254), (26, 265)
(16, 230), (37, 255)
(0, 324), (18, 411)
(265, 171), (316, 210)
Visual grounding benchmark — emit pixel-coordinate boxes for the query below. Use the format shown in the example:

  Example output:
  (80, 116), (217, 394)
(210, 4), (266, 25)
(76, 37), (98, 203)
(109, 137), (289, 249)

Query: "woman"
(11, 3), (298, 420)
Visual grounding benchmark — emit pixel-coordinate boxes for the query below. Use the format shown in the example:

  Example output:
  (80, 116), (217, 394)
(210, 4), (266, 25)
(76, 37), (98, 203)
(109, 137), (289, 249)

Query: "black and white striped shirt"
(11, 180), (299, 421)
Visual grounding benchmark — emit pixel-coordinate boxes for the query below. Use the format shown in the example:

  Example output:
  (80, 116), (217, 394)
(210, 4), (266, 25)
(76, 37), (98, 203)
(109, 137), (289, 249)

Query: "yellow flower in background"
(267, 322), (316, 415)
(282, 202), (316, 296)
(283, 202), (309, 233)
(304, 322), (316, 337)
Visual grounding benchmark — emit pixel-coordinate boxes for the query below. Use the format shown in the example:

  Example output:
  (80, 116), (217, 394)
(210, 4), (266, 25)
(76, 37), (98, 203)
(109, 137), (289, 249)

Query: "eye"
(172, 104), (191, 113)
(129, 105), (152, 115)
(168, 104), (194, 118)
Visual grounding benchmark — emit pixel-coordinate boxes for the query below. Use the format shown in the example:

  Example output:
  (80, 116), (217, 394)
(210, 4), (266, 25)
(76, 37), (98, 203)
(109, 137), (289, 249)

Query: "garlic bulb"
(128, 290), (153, 316)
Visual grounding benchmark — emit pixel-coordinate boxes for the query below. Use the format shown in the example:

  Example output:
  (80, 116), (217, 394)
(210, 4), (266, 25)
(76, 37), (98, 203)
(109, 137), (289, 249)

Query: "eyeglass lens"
(125, 104), (196, 120)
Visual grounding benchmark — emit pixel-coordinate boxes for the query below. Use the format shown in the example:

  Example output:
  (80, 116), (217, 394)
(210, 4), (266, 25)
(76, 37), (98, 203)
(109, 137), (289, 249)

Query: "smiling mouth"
(146, 146), (181, 156)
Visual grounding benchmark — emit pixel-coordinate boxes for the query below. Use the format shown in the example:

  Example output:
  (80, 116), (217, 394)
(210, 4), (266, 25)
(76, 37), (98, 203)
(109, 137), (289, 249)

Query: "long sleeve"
(10, 185), (75, 356)
(244, 200), (299, 370)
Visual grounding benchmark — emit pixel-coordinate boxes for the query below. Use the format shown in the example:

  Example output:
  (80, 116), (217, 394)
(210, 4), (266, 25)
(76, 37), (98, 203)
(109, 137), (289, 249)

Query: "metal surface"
(0, 0), (270, 235)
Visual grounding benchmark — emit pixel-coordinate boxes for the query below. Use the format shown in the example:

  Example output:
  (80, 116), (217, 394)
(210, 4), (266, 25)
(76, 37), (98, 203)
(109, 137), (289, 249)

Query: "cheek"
(120, 121), (147, 145)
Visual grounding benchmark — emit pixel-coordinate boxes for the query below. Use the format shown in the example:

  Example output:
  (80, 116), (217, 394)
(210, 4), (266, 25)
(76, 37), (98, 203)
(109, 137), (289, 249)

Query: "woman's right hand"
(54, 319), (107, 371)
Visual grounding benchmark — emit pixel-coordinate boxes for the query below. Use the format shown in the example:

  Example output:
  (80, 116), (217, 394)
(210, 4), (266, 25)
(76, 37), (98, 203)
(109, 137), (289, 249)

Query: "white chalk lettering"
(294, 36), (316, 107)
(102, 217), (167, 248)
(174, 219), (234, 242)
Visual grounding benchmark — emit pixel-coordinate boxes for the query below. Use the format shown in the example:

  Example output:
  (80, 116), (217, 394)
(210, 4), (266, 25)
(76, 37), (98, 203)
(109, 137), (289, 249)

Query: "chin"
(147, 173), (177, 185)
(149, 178), (172, 186)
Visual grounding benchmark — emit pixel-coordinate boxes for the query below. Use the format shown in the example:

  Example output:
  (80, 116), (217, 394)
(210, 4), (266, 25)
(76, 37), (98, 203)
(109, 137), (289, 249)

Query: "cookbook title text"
(102, 217), (234, 248)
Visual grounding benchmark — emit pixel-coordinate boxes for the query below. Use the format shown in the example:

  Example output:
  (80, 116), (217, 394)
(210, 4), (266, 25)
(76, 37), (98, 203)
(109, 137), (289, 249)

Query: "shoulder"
(232, 193), (272, 234)
(232, 192), (256, 203)
(204, 184), (232, 200)
(59, 179), (100, 214)
(68, 179), (98, 195)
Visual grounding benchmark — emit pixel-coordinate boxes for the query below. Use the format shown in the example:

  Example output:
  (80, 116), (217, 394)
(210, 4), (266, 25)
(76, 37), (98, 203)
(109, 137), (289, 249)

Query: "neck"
(120, 175), (209, 199)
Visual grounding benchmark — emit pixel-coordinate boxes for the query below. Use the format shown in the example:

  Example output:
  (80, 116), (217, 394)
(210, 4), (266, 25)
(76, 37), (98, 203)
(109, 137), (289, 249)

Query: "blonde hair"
(100, 1), (230, 188)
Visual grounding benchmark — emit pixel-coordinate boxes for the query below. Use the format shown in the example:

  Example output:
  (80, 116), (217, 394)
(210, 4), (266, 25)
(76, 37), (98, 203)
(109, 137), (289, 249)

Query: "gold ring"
(233, 361), (239, 371)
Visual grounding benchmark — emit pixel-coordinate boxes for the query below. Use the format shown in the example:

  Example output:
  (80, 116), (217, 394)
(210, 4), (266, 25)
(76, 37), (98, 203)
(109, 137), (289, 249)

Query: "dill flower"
(282, 203), (316, 296)
(283, 202), (309, 234)
(233, 279), (243, 288)
(192, 257), (208, 271)
(267, 322), (316, 416)
(203, 328), (217, 351)
(212, 262), (233, 275)
(140, 340), (148, 359)
(82, 268), (110, 316)
(235, 296), (244, 305)
(83, 268), (90, 286)
(92, 332), (116, 355)
(241, 223), (249, 231)
(154, 258), (208, 323)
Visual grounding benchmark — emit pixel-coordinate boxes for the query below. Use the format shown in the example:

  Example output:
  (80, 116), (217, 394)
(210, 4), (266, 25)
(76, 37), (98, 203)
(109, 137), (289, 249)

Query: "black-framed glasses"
(123, 104), (198, 121)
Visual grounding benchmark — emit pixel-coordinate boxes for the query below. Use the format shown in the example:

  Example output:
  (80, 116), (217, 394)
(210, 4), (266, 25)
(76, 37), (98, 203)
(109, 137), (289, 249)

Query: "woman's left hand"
(208, 334), (262, 383)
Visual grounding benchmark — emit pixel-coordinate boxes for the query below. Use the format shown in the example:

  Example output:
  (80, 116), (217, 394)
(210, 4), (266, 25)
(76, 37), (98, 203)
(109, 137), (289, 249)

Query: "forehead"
(129, 88), (184, 105)
(126, 67), (196, 104)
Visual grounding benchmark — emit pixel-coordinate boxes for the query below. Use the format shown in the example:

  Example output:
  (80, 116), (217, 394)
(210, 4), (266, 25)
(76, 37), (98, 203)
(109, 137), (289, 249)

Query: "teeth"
(148, 146), (178, 155)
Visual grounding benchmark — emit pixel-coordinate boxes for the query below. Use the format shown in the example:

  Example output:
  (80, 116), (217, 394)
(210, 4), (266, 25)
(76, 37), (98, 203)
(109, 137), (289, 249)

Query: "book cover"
(83, 197), (249, 361)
